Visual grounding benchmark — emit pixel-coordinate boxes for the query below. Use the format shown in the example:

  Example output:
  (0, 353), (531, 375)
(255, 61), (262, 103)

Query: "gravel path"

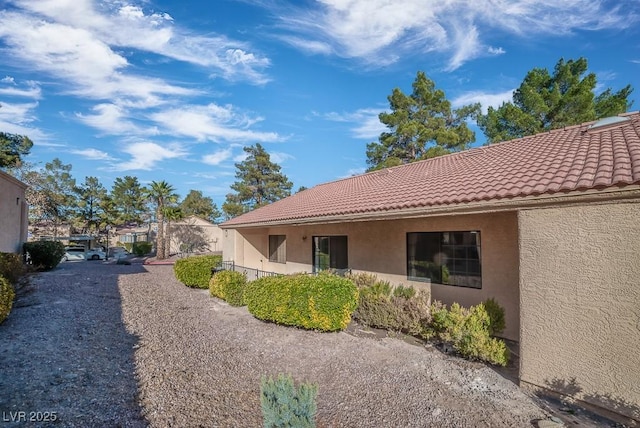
(1, 261), (555, 427)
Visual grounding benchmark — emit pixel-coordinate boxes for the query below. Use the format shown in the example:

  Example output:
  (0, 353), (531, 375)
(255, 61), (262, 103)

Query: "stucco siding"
(0, 172), (28, 253)
(518, 201), (640, 421)
(227, 211), (520, 341)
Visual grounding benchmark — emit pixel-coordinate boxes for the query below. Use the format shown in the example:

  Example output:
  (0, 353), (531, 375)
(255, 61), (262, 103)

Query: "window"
(407, 231), (481, 288)
(312, 236), (348, 272)
(269, 235), (286, 263)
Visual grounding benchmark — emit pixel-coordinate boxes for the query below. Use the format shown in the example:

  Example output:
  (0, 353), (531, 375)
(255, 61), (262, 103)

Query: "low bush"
(0, 276), (15, 324)
(261, 373), (318, 428)
(353, 278), (431, 338)
(244, 272), (358, 332)
(0, 252), (25, 284)
(209, 270), (247, 306)
(173, 255), (222, 289)
(430, 301), (509, 366)
(132, 241), (152, 256)
(483, 298), (506, 336)
(23, 241), (65, 271)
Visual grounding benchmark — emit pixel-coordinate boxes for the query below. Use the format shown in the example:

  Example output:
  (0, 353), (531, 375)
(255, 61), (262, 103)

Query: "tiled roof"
(222, 112), (640, 227)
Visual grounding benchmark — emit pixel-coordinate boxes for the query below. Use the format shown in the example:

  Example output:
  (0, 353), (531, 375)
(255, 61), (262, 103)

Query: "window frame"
(406, 231), (482, 289)
(268, 234), (286, 264)
(312, 235), (348, 273)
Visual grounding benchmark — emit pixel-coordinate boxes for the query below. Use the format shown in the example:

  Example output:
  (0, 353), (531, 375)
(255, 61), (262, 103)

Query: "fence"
(216, 261), (281, 281)
(214, 261), (351, 281)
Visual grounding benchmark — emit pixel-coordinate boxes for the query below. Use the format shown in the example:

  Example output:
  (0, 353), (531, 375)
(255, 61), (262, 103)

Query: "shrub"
(173, 255), (222, 289)
(345, 272), (378, 288)
(132, 241), (152, 256)
(0, 252), (24, 284)
(209, 270), (247, 306)
(23, 241), (65, 271)
(0, 276), (15, 324)
(483, 298), (506, 335)
(353, 280), (431, 338)
(261, 374), (318, 428)
(244, 272), (358, 332)
(429, 301), (509, 366)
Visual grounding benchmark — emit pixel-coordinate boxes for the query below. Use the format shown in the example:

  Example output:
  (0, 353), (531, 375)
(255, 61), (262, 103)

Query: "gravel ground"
(0, 260), (614, 427)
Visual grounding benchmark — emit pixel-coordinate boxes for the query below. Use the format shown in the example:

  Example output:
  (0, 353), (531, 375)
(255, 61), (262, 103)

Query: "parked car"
(86, 248), (107, 260)
(62, 246), (86, 261)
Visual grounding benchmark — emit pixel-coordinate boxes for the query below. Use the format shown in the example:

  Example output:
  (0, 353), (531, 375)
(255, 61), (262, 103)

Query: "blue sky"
(1, 0), (639, 208)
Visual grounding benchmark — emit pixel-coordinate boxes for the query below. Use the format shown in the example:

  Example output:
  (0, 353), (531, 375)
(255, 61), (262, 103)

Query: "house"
(0, 170), (28, 253)
(221, 112), (640, 423)
(168, 216), (223, 255)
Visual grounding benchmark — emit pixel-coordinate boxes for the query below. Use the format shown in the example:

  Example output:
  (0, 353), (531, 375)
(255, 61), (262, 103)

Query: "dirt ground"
(0, 260), (629, 427)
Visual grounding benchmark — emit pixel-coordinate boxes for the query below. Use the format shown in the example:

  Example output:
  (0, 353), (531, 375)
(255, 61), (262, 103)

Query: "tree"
(223, 143), (293, 219)
(75, 176), (107, 234)
(180, 190), (222, 223)
(146, 180), (178, 260)
(0, 132), (33, 169)
(478, 57), (634, 143)
(366, 71), (480, 171)
(35, 158), (77, 238)
(111, 176), (147, 225)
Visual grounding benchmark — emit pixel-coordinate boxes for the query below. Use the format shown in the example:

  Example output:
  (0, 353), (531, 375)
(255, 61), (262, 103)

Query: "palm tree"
(146, 181), (178, 260)
(162, 206), (183, 257)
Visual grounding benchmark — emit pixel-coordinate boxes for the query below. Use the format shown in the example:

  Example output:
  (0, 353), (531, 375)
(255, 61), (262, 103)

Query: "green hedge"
(173, 255), (222, 289)
(209, 270), (247, 306)
(0, 253), (24, 284)
(0, 276), (15, 324)
(132, 241), (152, 256)
(244, 272), (358, 332)
(23, 241), (65, 271)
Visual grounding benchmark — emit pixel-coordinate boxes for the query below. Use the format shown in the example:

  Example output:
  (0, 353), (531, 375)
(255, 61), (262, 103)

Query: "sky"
(1, 0), (639, 209)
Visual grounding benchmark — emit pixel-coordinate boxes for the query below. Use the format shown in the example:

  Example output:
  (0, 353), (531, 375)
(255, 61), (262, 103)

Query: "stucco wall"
(518, 201), (640, 421)
(225, 211), (520, 341)
(0, 172), (28, 253)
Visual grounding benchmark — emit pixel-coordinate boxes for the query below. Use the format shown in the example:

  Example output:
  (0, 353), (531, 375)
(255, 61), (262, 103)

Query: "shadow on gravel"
(0, 261), (148, 427)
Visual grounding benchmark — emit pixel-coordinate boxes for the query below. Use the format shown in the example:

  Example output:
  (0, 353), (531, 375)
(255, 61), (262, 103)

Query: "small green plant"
(429, 301), (509, 366)
(209, 270), (247, 306)
(23, 241), (65, 271)
(0, 276), (15, 324)
(260, 374), (318, 428)
(132, 241), (152, 256)
(345, 272), (378, 288)
(392, 285), (416, 299)
(0, 252), (25, 284)
(245, 272), (358, 332)
(483, 298), (506, 335)
(173, 255), (222, 289)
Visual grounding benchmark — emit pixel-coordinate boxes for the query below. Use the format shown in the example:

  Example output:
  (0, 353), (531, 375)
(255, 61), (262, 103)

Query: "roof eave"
(220, 186), (640, 229)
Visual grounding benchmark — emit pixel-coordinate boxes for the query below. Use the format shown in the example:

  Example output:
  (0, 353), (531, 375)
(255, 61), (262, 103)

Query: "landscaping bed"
(0, 261), (615, 427)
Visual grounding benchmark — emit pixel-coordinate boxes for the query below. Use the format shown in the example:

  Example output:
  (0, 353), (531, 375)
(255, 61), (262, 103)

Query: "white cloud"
(76, 103), (144, 134)
(322, 108), (387, 140)
(452, 89), (514, 114)
(202, 148), (233, 166)
(115, 141), (186, 171)
(269, 151), (294, 164)
(150, 104), (281, 143)
(0, 79), (41, 99)
(70, 148), (113, 160)
(272, 0), (637, 70)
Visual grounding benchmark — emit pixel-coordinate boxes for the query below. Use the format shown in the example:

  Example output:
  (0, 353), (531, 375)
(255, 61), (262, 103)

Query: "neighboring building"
(115, 225), (153, 246)
(168, 216), (223, 255)
(0, 170), (28, 253)
(221, 113), (640, 423)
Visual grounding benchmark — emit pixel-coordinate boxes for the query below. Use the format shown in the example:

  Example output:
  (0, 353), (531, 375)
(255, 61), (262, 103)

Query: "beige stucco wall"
(0, 172), (28, 253)
(168, 217), (224, 254)
(518, 201), (640, 421)
(224, 211), (520, 341)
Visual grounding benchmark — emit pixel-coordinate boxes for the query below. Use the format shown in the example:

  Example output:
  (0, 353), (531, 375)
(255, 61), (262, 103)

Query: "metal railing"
(213, 261), (351, 281)
(214, 261), (282, 281)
